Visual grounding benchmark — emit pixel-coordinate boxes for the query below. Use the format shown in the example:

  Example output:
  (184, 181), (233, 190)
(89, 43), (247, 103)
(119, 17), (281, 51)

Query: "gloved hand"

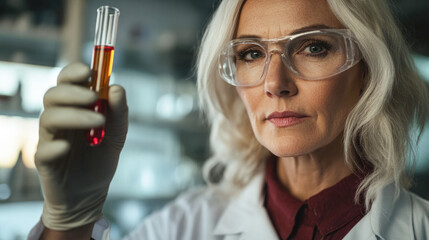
(35, 62), (128, 231)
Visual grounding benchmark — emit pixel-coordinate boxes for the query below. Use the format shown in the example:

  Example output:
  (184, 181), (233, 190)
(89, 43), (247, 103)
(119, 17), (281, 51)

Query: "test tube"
(86, 6), (120, 146)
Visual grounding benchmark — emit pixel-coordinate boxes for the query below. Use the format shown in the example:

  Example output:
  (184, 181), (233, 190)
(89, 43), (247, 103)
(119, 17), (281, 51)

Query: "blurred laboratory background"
(0, 0), (428, 239)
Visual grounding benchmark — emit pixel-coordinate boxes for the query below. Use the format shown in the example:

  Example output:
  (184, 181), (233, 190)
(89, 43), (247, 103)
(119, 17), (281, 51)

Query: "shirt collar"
(264, 156), (306, 239)
(307, 172), (365, 235)
(264, 156), (366, 238)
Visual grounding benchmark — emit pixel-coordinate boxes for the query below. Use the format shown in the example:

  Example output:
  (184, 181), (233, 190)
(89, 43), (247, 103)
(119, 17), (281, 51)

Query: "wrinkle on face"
(235, 0), (363, 157)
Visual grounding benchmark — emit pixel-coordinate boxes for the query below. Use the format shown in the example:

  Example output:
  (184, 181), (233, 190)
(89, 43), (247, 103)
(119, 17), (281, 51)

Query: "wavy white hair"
(197, 0), (429, 208)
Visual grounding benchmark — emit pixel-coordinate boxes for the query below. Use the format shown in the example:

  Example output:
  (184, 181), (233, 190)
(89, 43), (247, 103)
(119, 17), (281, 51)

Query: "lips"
(265, 111), (308, 127)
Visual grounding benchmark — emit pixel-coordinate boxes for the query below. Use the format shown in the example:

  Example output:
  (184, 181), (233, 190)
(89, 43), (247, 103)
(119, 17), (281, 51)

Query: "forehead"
(236, 0), (345, 38)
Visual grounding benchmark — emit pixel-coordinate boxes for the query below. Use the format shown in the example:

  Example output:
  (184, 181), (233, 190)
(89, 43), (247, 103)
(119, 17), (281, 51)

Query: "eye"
(235, 45), (266, 62)
(243, 50), (264, 60)
(306, 45), (325, 54)
(299, 40), (332, 57)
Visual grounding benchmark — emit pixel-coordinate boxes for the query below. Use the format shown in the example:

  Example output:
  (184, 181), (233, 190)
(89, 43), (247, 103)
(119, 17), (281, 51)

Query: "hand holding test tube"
(34, 6), (128, 234)
(86, 6), (120, 146)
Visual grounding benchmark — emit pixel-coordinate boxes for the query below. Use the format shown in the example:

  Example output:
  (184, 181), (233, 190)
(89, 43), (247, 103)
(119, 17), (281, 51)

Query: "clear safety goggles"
(218, 29), (361, 87)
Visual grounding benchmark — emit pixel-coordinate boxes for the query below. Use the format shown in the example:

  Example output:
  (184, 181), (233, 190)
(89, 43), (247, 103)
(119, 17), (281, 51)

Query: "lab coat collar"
(369, 182), (413, 239)
(213, 172), (279, 239)
(214, 174), (414, 240)
(343, 182), (413, 240)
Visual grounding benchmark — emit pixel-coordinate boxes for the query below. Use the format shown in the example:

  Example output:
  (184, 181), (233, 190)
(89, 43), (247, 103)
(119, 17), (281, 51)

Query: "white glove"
(35, 62), (128, 230)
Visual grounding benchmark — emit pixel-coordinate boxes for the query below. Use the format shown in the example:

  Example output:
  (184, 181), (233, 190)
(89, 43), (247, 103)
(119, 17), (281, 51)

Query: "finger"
(105, 85), (128, 147)
(40, 107), (105, 134)
(106, 85), (128, 130)
(44, 85), (97, 108)
(108, 85), (128, 122)
(57, 63), (91, 85)
(35, 140), (70, 165)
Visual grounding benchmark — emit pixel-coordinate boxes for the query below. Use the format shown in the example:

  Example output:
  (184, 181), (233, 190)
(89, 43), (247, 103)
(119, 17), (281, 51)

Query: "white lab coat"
(28, 173), (429, 240)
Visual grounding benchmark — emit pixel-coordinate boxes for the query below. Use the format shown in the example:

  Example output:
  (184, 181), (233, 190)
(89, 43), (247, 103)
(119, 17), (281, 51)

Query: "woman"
(29, 0), (429, 239)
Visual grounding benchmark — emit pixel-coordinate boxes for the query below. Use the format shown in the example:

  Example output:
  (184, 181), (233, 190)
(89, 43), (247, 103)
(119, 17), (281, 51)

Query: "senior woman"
(29, 0), (429, 239)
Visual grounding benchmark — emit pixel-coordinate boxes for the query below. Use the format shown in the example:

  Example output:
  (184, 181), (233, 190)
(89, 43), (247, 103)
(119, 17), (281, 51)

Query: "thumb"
(105, 85), (128, 149)
(108, 84), (128, 121)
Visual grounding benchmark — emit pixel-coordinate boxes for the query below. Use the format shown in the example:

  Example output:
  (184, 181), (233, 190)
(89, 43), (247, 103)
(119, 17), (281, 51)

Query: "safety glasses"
(218, 29), (361, 87)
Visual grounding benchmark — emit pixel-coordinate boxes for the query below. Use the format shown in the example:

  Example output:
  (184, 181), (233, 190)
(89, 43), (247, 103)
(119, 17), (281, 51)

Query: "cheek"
(310, 75), (362, 133)
(236, 87), (261, 120)
(236, 87), (266, 139)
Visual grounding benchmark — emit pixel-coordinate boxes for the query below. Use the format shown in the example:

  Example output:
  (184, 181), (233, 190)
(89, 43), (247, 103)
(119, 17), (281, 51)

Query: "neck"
(276, 135), (353, 201)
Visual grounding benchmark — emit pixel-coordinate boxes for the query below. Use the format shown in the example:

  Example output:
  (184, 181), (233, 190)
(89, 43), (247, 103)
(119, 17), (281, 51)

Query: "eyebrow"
(236, 24), (333, 39)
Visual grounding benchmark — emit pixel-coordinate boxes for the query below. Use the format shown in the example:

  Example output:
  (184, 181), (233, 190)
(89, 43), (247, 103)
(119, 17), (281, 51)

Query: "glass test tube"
(86, 6), (120, 146)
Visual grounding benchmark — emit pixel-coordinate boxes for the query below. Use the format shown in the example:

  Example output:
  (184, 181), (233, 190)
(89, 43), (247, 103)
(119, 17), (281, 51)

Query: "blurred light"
(156, 93), (176, 120)
(0, 65), (19, 96)
(20, 66), (59, 112)
(413, 54), (429, 173)
(0, 116), (38, 169)
(110, 72), (116, 84)
(0, 116), (25, 168)
(413, 54), (429, 82)
(0, 61), (58, 113)
(109, 123), (181, 198)
(140, 168), (155, 191)
(156, 93), (194, 121)
(116, 201), (148, 231)
(21, 119), (38, 168)
(416, 125), (429, 173)
(173, 159), (199, 191)
(0, 184), (11, 200)
(114, 70), (159, 119)
(176, 94), (194, 117)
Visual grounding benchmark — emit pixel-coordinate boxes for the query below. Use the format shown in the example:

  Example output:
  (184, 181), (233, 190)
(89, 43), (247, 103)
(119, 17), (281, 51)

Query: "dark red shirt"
(264, 157), (366, 240)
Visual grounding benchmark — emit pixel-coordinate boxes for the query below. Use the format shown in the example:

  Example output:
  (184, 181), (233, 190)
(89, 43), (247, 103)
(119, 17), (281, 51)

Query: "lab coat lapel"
(213, 173), (279, 240)
(368, 183), (413, 239)
(237, 207), (279, 240)
(343, 182), (413, 240)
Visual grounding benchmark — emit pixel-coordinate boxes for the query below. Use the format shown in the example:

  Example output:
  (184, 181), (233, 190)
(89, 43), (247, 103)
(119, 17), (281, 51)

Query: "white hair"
(197, 0), (429, 209)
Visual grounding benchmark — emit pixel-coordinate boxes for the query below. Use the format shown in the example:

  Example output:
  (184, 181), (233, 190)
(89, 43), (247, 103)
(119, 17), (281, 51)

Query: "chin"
(260, 136), (319, 158)
(268, 145), (312, 158)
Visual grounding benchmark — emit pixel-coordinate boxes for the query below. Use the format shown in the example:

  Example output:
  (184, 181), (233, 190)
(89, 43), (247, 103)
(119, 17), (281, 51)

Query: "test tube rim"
(97, 5), (120, 16)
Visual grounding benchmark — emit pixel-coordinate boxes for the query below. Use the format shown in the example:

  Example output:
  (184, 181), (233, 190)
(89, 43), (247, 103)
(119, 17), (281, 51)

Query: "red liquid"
(86, 45), (115, 146)
(85, 99), (108, 146)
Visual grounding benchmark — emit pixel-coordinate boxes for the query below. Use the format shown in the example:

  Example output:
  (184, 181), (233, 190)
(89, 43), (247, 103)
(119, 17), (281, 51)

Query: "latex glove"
(35, 63), (128, 230)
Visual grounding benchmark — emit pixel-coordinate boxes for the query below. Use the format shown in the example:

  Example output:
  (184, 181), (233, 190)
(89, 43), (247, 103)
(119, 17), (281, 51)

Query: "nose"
(264, 52), (298, 98)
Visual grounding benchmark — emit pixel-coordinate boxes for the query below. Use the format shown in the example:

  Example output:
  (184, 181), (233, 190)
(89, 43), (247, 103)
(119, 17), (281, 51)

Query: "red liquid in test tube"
(86, 6), (120, 146)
